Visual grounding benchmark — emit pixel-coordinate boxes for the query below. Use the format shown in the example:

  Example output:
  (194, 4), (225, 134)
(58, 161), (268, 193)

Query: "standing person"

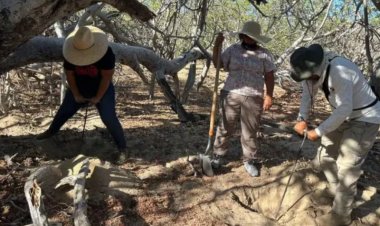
(290, 44), (380, 226)
(37, 25), (128, 164)
(211, 21), (276, 177)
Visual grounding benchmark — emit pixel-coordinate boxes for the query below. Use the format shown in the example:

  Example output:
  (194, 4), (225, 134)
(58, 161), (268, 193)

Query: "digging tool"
(274, 131), (307, 220)
(81, 104), (89, 140)
(199, 35), (223, 177)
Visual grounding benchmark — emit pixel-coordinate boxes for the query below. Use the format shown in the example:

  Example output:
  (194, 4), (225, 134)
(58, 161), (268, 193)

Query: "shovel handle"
(208, 44), (222, 137)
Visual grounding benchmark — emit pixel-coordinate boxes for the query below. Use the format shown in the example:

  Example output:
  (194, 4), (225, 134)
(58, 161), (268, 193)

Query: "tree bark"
(24, 166), (62, 226)
(0, 36), (204, 79)
(0, 36), (205, 121)
(0, 0), (155, 63)
(73, 159), (90, 226)
(371, 0), (380, 11)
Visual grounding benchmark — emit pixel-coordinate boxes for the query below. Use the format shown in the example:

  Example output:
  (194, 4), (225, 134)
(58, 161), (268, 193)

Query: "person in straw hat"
(36, 25), (128, 164)
(290, 43), (380, 225)
(210, 21), (276, 177)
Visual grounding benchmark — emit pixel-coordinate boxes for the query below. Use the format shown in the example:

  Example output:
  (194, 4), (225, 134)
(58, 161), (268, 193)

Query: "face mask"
(241, 42), (259, 51)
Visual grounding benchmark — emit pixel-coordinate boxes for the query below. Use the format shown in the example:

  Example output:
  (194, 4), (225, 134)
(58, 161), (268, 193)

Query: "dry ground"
(1, 64), (380, 226)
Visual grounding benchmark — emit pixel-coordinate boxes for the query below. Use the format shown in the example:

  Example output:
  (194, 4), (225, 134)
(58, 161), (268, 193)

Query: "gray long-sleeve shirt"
(298, 53), (380, 136)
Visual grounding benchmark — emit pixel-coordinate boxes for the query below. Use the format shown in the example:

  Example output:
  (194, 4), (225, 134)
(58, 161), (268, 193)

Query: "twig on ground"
(231, 191), (258, 213)
(9, 200), (27, 212)
(4, 153), (18, 166)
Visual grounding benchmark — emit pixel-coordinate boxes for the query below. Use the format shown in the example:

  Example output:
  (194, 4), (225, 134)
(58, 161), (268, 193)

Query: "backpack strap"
(322, 56), (378, 111)
(354, 98), (378, 110)
(322, 56), (339, 100)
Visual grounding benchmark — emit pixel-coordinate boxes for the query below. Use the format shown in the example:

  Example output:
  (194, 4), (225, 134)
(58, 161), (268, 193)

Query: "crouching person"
(37, 26), (127, 165)
(290, 43), (380, 225)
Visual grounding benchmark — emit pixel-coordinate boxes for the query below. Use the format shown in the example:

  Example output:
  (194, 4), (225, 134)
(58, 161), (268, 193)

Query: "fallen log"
(54, 158), (91, 225)
(24, 165), (61, 226)
(73, 158), (91, 226)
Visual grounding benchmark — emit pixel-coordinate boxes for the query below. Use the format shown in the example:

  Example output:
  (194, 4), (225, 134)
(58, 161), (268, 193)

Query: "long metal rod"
(275, 132), (307, 220)
(82, 105), (89, 140)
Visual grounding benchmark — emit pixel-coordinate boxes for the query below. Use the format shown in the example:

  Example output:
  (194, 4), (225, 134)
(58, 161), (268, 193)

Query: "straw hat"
(63, 26), (108, 66)
(290, 44), (324, 82)
(239, 21), (271, 44)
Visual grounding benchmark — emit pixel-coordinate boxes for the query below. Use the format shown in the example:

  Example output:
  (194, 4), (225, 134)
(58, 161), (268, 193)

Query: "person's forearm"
(96, 69), (113, 100)
(96, 77), (111, 100)
(66, 71), (81, 97)
(299, 81), (313, 120)
(264, 71), (274, 97)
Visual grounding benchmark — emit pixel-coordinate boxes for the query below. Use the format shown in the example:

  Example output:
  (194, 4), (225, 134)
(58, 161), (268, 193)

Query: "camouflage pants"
(312, 120), (379, 217)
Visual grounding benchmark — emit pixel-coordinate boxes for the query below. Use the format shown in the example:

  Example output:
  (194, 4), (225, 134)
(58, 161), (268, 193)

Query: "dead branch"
(24, 165), (62, 226)
(181, 62), (196, 104)
(55, 175), (77, 188)
(230, 191), (258, 213)
(4, 153), (18, 166)
(25, 179), (49, 226)
(73, 158), (91, 226)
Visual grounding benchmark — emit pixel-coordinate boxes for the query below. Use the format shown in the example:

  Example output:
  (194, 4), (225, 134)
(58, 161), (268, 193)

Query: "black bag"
(369, 63), (380, 99)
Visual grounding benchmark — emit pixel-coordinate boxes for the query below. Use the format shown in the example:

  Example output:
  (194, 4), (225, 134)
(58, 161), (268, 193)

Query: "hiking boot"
(112, 149), (129, 165)
(244, 161), (259, 177)
(36, 130), (55, 140)
(210, 154), (224, 169)
(315, 212), (352, 226)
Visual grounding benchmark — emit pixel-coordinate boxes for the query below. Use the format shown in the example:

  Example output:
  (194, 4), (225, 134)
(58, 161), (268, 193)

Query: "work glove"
(307, 129), (319, 141)
(294, 121), (307, 136)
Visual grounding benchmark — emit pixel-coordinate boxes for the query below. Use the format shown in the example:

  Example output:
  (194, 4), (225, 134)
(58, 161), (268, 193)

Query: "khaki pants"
(213, 91), (263, 162)
(313, 121), (379, 217)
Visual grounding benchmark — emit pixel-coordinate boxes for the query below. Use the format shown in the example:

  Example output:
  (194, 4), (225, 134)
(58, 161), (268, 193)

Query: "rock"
(138, 165), (173, 180)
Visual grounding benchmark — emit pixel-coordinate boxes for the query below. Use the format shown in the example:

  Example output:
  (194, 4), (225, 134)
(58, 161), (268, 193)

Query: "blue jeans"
(47, 84), (126, 150)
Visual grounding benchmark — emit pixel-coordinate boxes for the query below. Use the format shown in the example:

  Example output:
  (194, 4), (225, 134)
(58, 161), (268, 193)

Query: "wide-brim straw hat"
(63, 26), (108, 66)
(239, 21), (271, 44)
(290, 44), (324, 82)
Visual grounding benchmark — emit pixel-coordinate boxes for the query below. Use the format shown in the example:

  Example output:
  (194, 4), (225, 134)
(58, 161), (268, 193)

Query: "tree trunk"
(0, 36), (206, 122)
(0, 0), (155, 63)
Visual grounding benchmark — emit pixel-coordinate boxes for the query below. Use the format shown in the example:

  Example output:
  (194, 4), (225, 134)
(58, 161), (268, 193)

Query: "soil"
(1, 64), (380, 226)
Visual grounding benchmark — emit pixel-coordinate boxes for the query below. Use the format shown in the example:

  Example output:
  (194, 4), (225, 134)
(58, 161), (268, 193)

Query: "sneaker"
(112, 149), (129, 165)
(315, 212), (352, 226)
(36, 130), (55, 140)
(244, 161), (259, 177)
(210, 154), (224, 169)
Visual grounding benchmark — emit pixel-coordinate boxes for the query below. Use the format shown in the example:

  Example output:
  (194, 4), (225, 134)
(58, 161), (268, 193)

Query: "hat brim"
(63, 26), (108, 66)
(239, 32), (271, 44)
